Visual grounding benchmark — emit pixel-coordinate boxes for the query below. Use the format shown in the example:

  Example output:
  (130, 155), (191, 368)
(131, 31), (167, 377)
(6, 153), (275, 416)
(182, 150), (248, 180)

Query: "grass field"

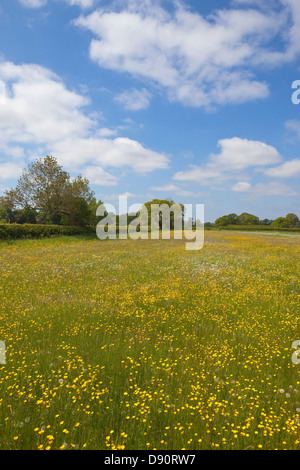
(0, 231), (300, 450)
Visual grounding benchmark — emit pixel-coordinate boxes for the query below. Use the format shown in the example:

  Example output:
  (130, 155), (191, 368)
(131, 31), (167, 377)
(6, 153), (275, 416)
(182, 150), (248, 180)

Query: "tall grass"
(0, 231), (299, 450)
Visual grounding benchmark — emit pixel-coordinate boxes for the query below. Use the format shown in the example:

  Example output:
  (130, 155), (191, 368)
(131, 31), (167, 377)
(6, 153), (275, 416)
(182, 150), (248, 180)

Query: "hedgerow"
(0, 224), (96, 239)
(216, 225), (300, 232)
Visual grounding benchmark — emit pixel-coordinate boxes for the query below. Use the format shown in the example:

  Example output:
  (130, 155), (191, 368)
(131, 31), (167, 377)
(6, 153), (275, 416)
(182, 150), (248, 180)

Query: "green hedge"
(0, 224), (96, 240)
(2, 223), (299, 240)
(216, 225), (300, 233)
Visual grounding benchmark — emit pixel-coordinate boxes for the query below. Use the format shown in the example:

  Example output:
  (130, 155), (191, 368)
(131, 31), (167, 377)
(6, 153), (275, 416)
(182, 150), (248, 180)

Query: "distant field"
(0, 231), (300, 450)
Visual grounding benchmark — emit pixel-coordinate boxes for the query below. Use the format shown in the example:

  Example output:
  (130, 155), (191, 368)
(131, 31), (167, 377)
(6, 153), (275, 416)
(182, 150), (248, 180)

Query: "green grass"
(0, 231), (299, 450)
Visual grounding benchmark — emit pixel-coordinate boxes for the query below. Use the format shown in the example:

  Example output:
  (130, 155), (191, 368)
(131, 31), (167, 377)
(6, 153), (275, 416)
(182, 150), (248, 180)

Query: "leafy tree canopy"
(0, 156), (103, 227)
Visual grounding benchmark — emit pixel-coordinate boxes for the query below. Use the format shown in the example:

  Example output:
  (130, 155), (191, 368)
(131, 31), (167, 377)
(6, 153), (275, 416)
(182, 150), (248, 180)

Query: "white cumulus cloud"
(0, 60), (169, 184)
(114, 88), (152, 111)
(64, 0), (95, 8)
(18, 0), (47, 7)
(232, 181), (298, 197)
(173, 137), (282, 185)
(264, 159), (300, 178)
(74, 0), (300, 108)
(18, 0), (95, 9)
(0, 162), (23, 180)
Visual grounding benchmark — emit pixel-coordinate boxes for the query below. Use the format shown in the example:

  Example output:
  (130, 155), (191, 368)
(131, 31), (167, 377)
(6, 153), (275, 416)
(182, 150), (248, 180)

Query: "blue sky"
(0, 0), (299, 222)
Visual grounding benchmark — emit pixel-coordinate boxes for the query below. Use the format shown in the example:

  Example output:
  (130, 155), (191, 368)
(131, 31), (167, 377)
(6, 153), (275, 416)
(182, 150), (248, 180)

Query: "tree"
(14, 207), (38, 224)
(69, 175), (95, 206)
(13, 156), (70, 217)
(61, 197), (91, 227)
(271, 217), (289, 229)
(215, 213), (240, 226)
(0, 156), (96, 227)
(260, 219), (274, 226)
(215, 215), (227, 227)
(59, 175), (95, 226)
(88, 198), (107, 226)
(239, 212), (259, 225)
(0, 189), (20, 213)
(227, 213), (240, 225)
(143, 199), (185, 231)
(0, 207), (9, 224)
(285, 213), (299, 228)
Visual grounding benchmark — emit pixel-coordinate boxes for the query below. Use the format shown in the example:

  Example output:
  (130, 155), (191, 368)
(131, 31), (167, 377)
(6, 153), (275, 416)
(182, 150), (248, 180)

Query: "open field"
(0, 231), (300, 450)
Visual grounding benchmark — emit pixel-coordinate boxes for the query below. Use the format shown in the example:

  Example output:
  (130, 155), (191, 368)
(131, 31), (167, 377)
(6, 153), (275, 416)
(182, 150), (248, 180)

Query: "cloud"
(0, 162), (23, 180)
(0, 60), (169, 184)
(74, 0), (300, 108)
(0, 61), (93, 144)
(232, 181), (252, 192)
(148, 183), (206, 199)
(232, 181), (298, 197)
(82, 166), (118, 186)
(150, 184), (179, 192)
(114, 88), (152, 111)
(286, 119), (300, 138)
(232, 1), (300, 66)
(211, 138), (282, 170)
(173, 137), (282, 184)
(231, 0), (279, 7)
(18, 0), (95, 9)
(96, 127), (118, 137)
(173, 137), (299, 199)
(52, 136), (169, 173)
(255, 0), (300, 65)
(173, 165), (226, 185)
(18, 0), (47, 7)
(64, 0), (95, 8)
(264, 159), (300, 178)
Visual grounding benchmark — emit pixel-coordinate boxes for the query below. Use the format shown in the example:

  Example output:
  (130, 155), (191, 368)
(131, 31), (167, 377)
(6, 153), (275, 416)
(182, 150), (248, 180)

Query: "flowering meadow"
(0, 231), (299, 450)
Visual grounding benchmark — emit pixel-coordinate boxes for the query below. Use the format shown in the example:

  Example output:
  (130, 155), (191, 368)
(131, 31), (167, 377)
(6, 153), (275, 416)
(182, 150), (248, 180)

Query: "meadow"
(0, 230), (299, 450)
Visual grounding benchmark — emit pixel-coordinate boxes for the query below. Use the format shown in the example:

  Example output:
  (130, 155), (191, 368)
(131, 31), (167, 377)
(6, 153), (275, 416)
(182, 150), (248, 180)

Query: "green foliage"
(61, 197), (91, 227)
(259, 219), (274, 226)
(216, 224), (300, 232)
(285, 213), (299, 228)
(271, 217), (290, 229)
(239, 212), (259, 225)
(0, 156), (96, 227)
(88, 198), (107, 226)
(215, 212), (299, 229)
(0, 207), (9, 224)
(13, 206), (38, 224)
(143, 199), (185, 230)
(0, 224), (95, 239)
(215, 213), (240, 226)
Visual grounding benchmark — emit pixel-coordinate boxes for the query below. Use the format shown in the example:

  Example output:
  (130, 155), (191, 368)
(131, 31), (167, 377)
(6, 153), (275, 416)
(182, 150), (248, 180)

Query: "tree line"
(0, 157), (184, 230)
(212, 212), (300, 229)
(0, 156), (298, 230)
